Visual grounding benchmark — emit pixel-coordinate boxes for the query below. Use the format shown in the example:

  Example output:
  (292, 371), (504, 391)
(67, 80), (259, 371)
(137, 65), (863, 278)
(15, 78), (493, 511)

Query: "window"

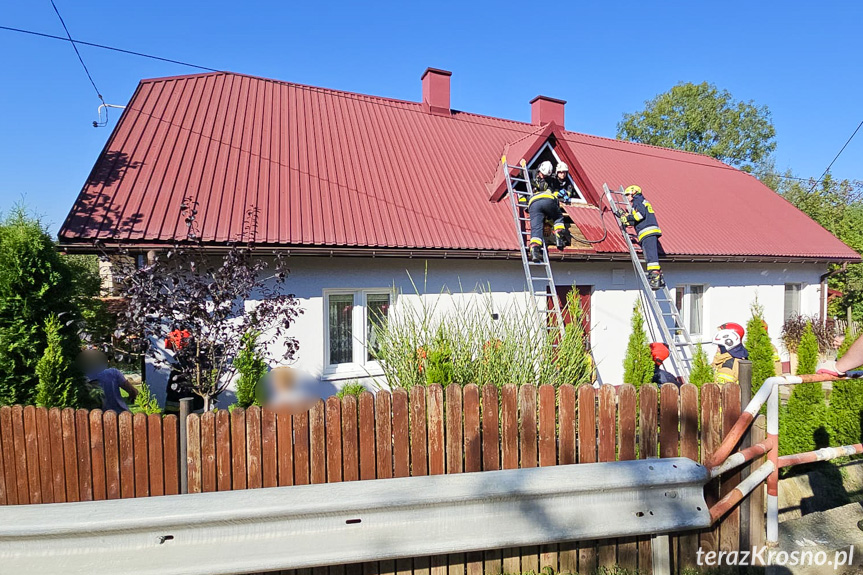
(675, 285), (706, 336)
(784, 284), (801, 320)
(325, 290), (392, 372)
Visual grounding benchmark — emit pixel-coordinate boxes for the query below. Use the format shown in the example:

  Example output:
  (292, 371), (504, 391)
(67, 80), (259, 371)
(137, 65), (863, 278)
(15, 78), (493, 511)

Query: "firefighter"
(711, 322), (750, 384)
(619, 185), (665, 290)
(552, 162), (577, 203)
(650, 342), (678, 385)
(518, 160), (571, 263)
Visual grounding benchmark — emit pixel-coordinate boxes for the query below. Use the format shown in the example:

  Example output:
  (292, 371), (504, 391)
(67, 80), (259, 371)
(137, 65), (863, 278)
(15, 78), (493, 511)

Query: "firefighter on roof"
(518, 161), (572, 263)
(619, 185), (665, 290)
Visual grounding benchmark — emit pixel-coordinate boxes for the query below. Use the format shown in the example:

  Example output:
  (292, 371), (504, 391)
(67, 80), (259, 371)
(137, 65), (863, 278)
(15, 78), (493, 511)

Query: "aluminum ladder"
(502, 157), (565, 342)
(602, 183), (695, 382)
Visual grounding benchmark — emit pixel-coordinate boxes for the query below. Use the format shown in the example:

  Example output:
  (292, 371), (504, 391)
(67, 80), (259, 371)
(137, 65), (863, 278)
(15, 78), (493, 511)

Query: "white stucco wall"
(144, 256), (827, 406)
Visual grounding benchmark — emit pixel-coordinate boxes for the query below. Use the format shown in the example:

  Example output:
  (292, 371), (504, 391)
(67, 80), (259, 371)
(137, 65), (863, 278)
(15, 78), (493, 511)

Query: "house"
(59, 68), (859, 401)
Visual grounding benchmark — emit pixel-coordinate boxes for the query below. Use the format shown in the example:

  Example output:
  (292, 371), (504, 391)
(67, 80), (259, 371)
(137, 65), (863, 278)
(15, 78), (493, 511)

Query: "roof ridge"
(140, 71), (544, 132)
(561, 128), (729, 165)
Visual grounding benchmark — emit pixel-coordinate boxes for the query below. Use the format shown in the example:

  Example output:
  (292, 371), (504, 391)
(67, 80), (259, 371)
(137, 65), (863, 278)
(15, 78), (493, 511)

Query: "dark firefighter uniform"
(621, 192), (663, 274)
(518, 173), (568, 250)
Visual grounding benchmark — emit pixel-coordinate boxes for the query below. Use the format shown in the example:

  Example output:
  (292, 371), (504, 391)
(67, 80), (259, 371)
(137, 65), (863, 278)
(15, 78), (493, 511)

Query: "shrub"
(132, 381), (162, 415)
(34, 314), (85, 408)
(234, 331), (267, 408)
(622, 301), (653, 388)
(781, 313), (833, 355)
(780, 381), (827, 456)
(0, 208), (83, 406)
(796, 323), (819, 375)
(550, 290), (594, 385)
(827, 379), (863, 448)
(745, 302), (776, 394)
(336, 381), (366, 399)
(688, 343), (714, 387)
(372, 278), (592, 389)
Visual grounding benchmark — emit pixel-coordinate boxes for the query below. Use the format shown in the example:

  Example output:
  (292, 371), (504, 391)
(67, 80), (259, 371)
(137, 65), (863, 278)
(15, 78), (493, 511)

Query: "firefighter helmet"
(556, 162), (569, 173)
(538, 161), (553, 176)
(718, 322), (745, 341)
(624, 185), (642, 196)
(650, 342), (670, 363)
(713, 328), (742, 350)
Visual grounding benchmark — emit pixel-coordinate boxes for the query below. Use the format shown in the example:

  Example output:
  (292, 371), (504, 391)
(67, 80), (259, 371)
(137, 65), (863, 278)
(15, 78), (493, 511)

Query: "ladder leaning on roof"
(603, 183), (696, 383)
(501, 157), (566, 343)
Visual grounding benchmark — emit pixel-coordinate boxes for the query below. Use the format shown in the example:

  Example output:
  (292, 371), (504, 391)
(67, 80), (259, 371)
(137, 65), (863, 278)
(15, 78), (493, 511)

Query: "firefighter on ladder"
(519, 161), (572, 263)
(619, 185), (665, 290)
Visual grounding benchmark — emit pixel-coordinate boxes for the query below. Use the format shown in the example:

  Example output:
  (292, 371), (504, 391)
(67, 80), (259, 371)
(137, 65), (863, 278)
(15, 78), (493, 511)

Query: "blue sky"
(1, 1), (861, 235)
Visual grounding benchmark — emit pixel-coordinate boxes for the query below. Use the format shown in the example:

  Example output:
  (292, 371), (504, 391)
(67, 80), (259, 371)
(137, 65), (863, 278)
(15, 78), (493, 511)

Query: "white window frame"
(322, 288), (394, 380)
(784, 283), (802, 321)
(527, 142), (587, 204)
(674, 284), (708, 339)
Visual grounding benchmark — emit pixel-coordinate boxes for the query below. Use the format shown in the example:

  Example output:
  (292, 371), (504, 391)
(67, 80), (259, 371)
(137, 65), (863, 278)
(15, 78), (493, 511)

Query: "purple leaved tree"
(110, 200), (302, 410)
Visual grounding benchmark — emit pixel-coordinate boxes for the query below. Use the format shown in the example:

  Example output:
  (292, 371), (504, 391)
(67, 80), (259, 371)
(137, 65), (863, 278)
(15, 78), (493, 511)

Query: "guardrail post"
(179, 397), (193, 495)
(766, 384), (780, 544)
(738, 360), (753, 552)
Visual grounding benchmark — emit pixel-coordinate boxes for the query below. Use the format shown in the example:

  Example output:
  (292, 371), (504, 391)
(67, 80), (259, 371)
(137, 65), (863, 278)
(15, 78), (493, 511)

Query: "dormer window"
(527, 142), (587, 204)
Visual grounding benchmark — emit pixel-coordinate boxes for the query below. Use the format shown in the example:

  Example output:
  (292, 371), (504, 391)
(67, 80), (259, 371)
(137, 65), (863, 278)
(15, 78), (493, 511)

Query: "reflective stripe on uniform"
(553, 223), (565, 231)
(633, 211), (645, 222)
(637, 226), (662, 240)
(528, 193), (557, 206)
(646, 264), (661, 271)
(529, 238), (543, 246)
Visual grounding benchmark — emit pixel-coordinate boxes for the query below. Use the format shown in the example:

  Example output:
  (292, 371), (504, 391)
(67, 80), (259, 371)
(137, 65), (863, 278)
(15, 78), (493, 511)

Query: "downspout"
(819, 263), (847, 326)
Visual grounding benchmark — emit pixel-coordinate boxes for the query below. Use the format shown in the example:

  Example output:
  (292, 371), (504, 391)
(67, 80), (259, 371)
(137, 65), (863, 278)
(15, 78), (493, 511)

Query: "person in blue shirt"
(78, 349), (138, 412)
(619, 185), (665, 290)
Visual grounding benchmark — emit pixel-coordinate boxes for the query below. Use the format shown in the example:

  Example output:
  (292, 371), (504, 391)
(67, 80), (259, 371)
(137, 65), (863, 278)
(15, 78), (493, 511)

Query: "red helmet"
(718, 322), (745, 341)
(650, 342), (670, 363)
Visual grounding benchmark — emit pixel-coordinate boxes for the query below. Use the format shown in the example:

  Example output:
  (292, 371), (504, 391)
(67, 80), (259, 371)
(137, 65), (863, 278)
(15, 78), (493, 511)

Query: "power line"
(49, 1), (104, 103)
(0, 24), (219, 72)
(808, 119), (863, 193)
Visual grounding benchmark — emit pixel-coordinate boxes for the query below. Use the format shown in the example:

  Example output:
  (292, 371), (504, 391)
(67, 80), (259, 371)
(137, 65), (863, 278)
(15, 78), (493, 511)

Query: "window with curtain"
(784, 284), (801, 320)
(325, 290), (392, 368)
(328, 294), (354, 365)
(689, 285), (704, 335)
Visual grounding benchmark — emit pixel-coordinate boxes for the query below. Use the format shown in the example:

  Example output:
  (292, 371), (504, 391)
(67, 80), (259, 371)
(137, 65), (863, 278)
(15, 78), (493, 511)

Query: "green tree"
(689, 343), (715, 387)
(796, 323), (819, 375)
(780, 380), (827, 456)
(617, 82), (776, 170)
(34, 314), (82, 408)
(780, 175), (863, 322)
(827, 379), (863, 448)
(0, 208), (82, 406)
(623, 301), (654, 388)
(745, 302), (776, 395)
(234, 331), (267, 408)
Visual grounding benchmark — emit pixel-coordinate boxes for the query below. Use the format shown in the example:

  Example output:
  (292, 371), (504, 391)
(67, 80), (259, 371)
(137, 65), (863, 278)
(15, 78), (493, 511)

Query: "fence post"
(179, 398), (193, 495)
(738, 360), (753, 552)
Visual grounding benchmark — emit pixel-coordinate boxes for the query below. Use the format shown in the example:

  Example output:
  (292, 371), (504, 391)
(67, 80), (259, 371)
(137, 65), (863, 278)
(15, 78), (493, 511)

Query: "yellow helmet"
(624, 185), (642, 196)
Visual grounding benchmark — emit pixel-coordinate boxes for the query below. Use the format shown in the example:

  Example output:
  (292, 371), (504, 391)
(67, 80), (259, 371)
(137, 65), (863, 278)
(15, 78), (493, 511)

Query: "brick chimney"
(530, 95), (566, 128)
(421, 68), (452, 116)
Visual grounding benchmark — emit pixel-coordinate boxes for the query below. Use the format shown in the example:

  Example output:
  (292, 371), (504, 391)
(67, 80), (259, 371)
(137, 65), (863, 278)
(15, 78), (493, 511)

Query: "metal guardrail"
(0, 457), (710, 575)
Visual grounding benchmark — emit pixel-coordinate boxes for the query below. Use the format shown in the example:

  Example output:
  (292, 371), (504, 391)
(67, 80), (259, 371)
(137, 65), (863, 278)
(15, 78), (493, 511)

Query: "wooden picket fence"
(0, 382), (765, 575)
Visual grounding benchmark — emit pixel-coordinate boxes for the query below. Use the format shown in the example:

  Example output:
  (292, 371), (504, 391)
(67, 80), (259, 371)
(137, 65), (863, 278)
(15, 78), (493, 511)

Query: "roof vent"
(421, 68), (452, 116)
(530, 95), (565, 128)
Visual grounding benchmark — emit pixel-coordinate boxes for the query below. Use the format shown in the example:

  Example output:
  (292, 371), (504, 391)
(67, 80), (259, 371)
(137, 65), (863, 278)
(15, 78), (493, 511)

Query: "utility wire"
(808, 119), (863, 193)
(0, 24), (220, 71)
(49, 1), (104, 103)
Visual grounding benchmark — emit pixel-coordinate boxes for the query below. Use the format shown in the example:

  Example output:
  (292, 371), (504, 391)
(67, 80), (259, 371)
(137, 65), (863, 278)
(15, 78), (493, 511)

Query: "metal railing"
(704, 372), (859, 545)
(0, 457), (709, 575)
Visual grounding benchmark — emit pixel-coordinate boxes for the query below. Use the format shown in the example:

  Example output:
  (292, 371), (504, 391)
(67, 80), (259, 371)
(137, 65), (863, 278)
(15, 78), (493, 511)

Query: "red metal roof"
(60, 72), (859, 262)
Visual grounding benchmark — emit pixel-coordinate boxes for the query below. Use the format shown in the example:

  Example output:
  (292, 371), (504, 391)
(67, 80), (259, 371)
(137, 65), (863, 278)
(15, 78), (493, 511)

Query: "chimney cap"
(530, 95), (566, 105)
(421, 67), (453, 79)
